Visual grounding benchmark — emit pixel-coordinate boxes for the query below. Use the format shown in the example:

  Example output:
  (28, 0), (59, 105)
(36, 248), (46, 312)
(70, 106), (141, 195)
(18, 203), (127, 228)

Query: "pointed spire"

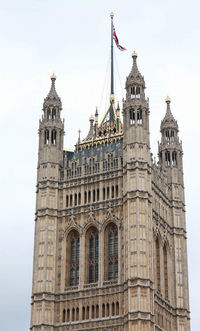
(126, 51), (145, 88)
(44, 73), (62, 107)
(161, 97), (178, 130)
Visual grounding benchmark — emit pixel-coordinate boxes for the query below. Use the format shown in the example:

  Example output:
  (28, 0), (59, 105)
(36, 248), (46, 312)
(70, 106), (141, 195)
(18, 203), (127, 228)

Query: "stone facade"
(30, 54), (190, 330)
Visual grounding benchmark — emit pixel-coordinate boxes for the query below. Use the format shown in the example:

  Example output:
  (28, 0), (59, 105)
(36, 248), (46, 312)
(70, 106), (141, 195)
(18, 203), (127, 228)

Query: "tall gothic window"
(156, 238), (161, 291)
(130, 108), (135, 125)
(66, 230), (80, 287)
(105, 223), (118, 280)
(137, 108), (142, 124)
(44, 129), (49, 145)
(86, 227), (99, 283)
(163, 244), (168, 298)
(51, 129), (57, 144)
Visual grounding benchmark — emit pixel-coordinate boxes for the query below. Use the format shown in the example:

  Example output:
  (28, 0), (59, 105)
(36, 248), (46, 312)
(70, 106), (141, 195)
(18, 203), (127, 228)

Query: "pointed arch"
(65, 229), (80, 287)
(104, 222), (118, 280)
(85, 226), (99, 283)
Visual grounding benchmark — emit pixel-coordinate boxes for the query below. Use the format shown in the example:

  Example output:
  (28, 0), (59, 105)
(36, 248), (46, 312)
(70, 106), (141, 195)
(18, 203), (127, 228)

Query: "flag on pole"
(113, 26), (126, 51)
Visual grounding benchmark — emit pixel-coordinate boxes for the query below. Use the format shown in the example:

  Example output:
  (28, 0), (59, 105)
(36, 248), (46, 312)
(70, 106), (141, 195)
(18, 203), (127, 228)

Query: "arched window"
(67, 308), (70, 322)
(171, 130), (175, 143)
(112, 302), (115, 316)
(52, 108), (56, 119)
(92, 305), (95, 318)
(84, 191), (87, 204)
(156, 238), (161, 291)
(66, 230), (80, 287)
(165, 151), (170, 167)
(72, 308), (75, 321)
(172, 151), (177, 166)
(44, 129), (49, 145)
(96, 304), (99, 318)
(130, 108), (135, 125)
(66, 195), (69, 207)
(137, 108), (142, 124)
(103, 187), (106, 200)
(78, 192), (81, 205)
(62, 308), (66, 322)
(163, 244), (168, 298)
(93, 189), (96, 202)
(102, 304), (105, 317)
(76, 307), (79, 321)
(107, 187), (110, 199)
(106, 303), (110, 317)
(116, 185), (119, 197)
(86, 306), (89, 319)
(70, 194), (72, 206)
(97, 188), (100, 201)
(131, 86), (135, 99)
(74, 193), (77, 206)
(88, 191), (91, 203)
(86, 227), (99, 283)
(136, 86), (140, 99)
(104, 223), (118, 280)
(82, 306), (85, 320)
(47, 108), (51, 120)
(112, 186), (114, 198)
(166, 130), (170, 143)
(116, 301), (119, 315)
(51, 129), (57, 145)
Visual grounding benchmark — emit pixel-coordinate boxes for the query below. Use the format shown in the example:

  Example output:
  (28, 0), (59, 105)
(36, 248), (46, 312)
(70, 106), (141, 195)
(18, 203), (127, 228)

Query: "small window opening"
(171, 130), (175, 143)
(96, 305), (99, 318)
(103, 187), (105, 200)
(74, 193), (77, 206)
(106, 303), (110, 317)
(52, 108), (56, 119)
(62, 309), (66, 322)
(102, 304), (105, 317)
(47, 108), (51, 120)
(136, 86), (140, 99)
(172, 151), (177, 166)
(137, 108), (142, 124)
(84, 191), (87, 204)
(51, 129), (57, 145)
(130, 108), (135, 125)
(82, 306), (85, 320)
(44, 129), (49, 145)
(86, 306), (89, 319)
(107, 187), (110, 199)
(165, 151), (170, 167)
(72, 308), (75, 321)
(131, 86), (135, 99)
(92, 305), (95, 319)
(166, 130), (170, 143)
(93, 189), (96, 202)
(116, 185), (119, 197)
(76, 307), (79, 321)
(66, 195), (69, 207)
(112, 302), (115, 316)
(70, 194), (73, 206)
(97, 188), (99, 201)
(67, 308), (70, 322)
(88, 191), (91, 203)
(116, 302), (119, 315)
(78, 192), (81, 205)
(112, 186), (114, 198)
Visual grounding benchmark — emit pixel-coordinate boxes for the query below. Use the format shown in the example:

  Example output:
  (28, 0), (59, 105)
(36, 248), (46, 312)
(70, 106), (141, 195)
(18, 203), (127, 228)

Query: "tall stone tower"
(30, 54), (190, 331)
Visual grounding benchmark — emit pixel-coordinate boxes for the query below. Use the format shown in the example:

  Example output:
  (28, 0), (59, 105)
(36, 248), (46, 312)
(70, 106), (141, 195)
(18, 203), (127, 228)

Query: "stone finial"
(51, 72), (56, 81)
(132, 50), (138, 58)
(110, 12), (114, 18)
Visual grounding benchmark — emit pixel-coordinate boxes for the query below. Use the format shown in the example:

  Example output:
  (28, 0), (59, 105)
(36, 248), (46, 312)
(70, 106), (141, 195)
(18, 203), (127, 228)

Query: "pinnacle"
(126, 52), (145, 87)
(43, 73), (62, 107)
(161, 97), (178, 130)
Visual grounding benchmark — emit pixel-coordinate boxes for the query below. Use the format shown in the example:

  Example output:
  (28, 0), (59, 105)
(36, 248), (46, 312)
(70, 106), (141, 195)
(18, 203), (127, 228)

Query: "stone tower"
(30, 54), (190, 331)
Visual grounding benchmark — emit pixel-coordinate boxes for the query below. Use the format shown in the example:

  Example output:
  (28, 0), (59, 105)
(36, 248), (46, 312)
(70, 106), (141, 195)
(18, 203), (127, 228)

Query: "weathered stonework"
(30, 55), (190, 331)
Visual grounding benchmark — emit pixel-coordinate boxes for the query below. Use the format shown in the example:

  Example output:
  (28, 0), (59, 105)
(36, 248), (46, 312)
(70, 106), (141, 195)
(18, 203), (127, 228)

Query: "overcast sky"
(0, 0), (200, 330)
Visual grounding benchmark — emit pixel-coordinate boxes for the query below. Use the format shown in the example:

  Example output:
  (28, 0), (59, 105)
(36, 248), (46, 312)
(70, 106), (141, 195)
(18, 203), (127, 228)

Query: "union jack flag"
(113, 26), (126, 51)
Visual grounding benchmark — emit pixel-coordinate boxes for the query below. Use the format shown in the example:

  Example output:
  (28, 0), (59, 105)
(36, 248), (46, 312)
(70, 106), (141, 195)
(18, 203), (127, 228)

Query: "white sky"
(0, 0), (199, 330)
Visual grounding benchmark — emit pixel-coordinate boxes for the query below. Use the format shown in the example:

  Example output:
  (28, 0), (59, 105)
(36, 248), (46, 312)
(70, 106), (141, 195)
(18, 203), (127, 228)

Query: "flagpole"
(110, 12), (114, 96)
